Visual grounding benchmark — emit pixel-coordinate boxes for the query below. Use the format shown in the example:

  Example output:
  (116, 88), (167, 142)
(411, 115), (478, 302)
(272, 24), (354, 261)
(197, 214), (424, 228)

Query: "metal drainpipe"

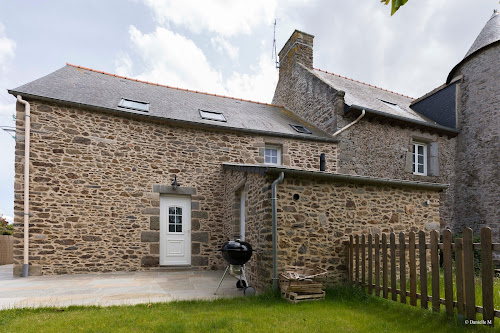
(332, 109), (366, 137)
(17, 95), (31, 277)
(271, 172), (284, 292)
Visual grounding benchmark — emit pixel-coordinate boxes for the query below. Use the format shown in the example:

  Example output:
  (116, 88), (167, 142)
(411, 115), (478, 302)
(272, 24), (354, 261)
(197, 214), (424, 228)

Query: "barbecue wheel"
(244, 286), (256, 296)
(236, 280), (247, 289)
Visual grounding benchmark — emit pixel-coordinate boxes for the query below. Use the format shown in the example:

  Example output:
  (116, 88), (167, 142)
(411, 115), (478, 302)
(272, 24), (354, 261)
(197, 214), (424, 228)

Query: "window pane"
(169, 207), (175, 214)
(272, 156), (277, 164)
(169, 225), (175, 232)
(169, 215), (174, 224)
(200, 110), (226, 121)
(418, 155), (424, 164)
(271, 150), (277, 157)
(176, 225), (182, 232)
(418, 165), (424, 173)
(175, 216), (182, 224)
(418, 145), (424, 155)
(176, 207), (182, 215)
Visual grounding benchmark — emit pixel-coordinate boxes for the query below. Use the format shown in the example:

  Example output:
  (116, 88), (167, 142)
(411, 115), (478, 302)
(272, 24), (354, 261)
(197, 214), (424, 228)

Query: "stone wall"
(450, 44), (500, 237)
(276, 177), (441, 284)
(13, 99), (338, 276)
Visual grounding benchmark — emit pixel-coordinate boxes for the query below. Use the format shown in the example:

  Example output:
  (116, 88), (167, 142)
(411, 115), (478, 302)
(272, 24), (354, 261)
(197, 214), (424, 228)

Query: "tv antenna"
(272, 19), (279, 69)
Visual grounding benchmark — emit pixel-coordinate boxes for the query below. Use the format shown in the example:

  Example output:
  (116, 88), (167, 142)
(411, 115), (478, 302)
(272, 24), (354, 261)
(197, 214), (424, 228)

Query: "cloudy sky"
(0, 0), (497, 223)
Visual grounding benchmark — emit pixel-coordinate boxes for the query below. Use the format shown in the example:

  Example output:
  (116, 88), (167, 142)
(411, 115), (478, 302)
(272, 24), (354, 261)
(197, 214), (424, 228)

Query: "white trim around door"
(159, 195), (191, 266)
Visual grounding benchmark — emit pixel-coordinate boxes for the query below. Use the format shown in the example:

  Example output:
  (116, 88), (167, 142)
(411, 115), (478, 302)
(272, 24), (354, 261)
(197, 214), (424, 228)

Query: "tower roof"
(464, 10), (500, 58)
(447, 10), (500, 83)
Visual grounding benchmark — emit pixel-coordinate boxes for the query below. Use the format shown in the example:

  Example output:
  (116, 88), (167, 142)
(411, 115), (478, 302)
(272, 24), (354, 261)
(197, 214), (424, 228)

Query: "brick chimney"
(278, 30), (314, 76)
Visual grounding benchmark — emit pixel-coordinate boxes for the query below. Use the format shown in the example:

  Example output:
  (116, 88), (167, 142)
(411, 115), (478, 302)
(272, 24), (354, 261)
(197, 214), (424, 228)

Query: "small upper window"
(119, 98), (149, 112)
(412, 142), (427, 176)
(199, 110), (226, 122)
(265, 145), (281, 165)
(290, 124), (312, 134)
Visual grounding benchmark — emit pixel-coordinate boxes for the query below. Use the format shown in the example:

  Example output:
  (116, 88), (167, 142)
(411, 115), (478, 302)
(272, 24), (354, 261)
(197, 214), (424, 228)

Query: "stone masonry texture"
(13, 99), (337, 276)
(224, 169), (441, 290)
(450, 44), (500, 238)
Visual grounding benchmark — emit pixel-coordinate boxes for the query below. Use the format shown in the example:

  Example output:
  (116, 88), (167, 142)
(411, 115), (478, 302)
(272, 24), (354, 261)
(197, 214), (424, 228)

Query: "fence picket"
(362, 234), (366, 288)
(399, 232), (406, 304)
(375, 234), (380, 297)
(382, 233), (388, 299)
(442, 230), (453, 315)
(430, 230), (440, 312)
(480, 228), (494, 326)
(368, 234), (373, 295)
(463, 228), (476, 320)
(390, 232), (397, 301)
(349, 235), (353, 284)
(409, 231), (417, 306)
(455, 238), (465, 316)
(355, 235), (359, 285)
(418, 231), (428, 309)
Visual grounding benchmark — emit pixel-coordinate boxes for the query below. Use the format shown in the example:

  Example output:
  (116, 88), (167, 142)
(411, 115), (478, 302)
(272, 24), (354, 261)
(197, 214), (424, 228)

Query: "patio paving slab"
(0, 264), (245, 309)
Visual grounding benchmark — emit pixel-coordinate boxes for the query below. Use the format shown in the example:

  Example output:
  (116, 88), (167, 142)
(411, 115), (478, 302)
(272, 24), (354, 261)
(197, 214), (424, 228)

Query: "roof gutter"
(17, 95), (30, 278)
(7, 91), (338, 144)
(346, 105), (460, 137)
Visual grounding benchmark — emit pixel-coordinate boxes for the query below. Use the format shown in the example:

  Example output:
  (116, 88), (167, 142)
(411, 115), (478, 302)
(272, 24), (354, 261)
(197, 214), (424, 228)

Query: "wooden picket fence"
(345, 227), (498, 326)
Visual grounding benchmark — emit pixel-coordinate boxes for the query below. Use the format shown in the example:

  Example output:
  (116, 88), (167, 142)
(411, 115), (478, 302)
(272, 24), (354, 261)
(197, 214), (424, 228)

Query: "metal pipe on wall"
(271, 172), (284, 292)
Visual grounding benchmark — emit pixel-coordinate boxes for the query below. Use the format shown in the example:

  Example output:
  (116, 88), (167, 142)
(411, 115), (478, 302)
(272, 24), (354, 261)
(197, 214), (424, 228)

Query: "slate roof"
(8, 64), (335, 142)
(312, 68), (433, 123)
(464, 10), (500, 58)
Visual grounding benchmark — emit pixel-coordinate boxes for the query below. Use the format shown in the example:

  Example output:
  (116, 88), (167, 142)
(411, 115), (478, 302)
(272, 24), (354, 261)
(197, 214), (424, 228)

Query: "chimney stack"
(278, 30), (314, 77)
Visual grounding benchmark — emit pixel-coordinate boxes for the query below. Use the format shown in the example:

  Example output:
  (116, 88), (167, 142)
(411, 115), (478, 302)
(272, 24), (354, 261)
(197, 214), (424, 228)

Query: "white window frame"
(264, 145), (281, 166)
(412, 142), (428, 176)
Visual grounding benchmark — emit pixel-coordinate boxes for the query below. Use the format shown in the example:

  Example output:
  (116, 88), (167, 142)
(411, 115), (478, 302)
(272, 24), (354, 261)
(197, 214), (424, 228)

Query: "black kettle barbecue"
(214, 239), (256, 296)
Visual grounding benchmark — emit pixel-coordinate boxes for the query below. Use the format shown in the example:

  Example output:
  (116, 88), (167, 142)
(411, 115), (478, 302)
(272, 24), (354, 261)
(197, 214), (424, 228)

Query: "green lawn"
(0, 286), (495, 333)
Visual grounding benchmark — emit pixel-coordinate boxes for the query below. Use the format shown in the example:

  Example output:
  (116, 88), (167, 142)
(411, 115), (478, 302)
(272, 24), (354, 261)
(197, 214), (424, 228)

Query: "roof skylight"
(199, 110), (226, 122)
(119, 98), (149, 112)
(380, 100), (408, 113)
(290, 124), (312, 134)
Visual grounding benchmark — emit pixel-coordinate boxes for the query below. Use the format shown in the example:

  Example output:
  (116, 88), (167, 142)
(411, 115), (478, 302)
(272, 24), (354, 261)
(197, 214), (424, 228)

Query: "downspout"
(271, 172), (284, 292)
(332, 109), (366, 137)
(17, 95), (30, 278)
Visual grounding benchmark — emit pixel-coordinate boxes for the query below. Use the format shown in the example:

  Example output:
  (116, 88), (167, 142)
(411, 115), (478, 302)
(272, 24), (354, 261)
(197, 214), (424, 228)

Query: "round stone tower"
(447, 10), (500, 236)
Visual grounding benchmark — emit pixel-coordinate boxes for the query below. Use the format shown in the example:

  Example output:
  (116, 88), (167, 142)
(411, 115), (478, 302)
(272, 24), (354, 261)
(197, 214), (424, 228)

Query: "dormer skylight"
(380, 100), (407, 113)
(119, 98), (149, 112)
(199, 109), (226, 122)
(290, 124), (312, 134)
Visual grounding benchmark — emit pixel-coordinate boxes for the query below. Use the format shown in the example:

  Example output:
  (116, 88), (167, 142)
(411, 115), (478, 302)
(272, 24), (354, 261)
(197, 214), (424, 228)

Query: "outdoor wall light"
(171, 175), (180, 190)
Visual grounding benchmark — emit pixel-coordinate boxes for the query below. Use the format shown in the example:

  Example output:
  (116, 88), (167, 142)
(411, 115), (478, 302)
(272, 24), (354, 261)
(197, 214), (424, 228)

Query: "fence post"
(375, 233), (380, 297)
(362, 234), (366, 288)
(463, 228), (476, 320)
(349, 235), (354, 284)
(409, 231), (417, 306)
(399, 232), (406, 304)
(442, 229), (453, 315)
(368, 233), (373, 295)
(480, 227), (494, 326)
(355, 235), (360, 285)
(430, 230), (440, 312)
(390, 232), (397, 301)
(455, 238), (465, 316)
(418, 231), (428, 309)
(382, 233), (388, 299)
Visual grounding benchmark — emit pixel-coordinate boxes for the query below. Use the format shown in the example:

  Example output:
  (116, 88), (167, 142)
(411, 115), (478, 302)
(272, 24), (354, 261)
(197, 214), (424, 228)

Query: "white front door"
(160, 195), (191, 266)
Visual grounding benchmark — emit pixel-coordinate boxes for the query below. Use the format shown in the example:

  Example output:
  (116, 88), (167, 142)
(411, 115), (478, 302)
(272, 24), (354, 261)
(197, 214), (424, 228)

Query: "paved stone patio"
(0, 264), (244, 309)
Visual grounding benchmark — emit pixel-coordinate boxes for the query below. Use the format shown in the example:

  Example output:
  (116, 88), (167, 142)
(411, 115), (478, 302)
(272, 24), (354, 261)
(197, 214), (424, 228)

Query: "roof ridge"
(65, 63), (283, 108)
(314, 67), (414, 99)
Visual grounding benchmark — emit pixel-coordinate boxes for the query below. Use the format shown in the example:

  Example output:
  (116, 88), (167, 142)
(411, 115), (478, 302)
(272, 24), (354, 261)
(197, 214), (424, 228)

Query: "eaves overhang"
(222, 163), (449, 191)
(8, 90), (339, 144)
(345, 105), (460, 137)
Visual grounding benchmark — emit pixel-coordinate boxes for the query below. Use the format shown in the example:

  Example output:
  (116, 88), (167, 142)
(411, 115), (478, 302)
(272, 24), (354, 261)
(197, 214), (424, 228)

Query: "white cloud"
(2, 215), (13, 224)
(143, 0), (277, 36)
(115, 26), (277, 103)
(0, 22), (15, 72)
(0, 103), (15, 119)
(211, 36), (239, 61)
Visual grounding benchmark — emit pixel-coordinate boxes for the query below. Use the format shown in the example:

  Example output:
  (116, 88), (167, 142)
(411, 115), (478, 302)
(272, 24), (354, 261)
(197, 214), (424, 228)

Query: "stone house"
(7, 12), (498, 289)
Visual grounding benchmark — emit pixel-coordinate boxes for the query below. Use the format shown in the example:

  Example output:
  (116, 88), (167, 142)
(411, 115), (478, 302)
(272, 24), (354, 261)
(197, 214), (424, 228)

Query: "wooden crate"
(279, 275), (323, 293)
(281, 290), (326, 304)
